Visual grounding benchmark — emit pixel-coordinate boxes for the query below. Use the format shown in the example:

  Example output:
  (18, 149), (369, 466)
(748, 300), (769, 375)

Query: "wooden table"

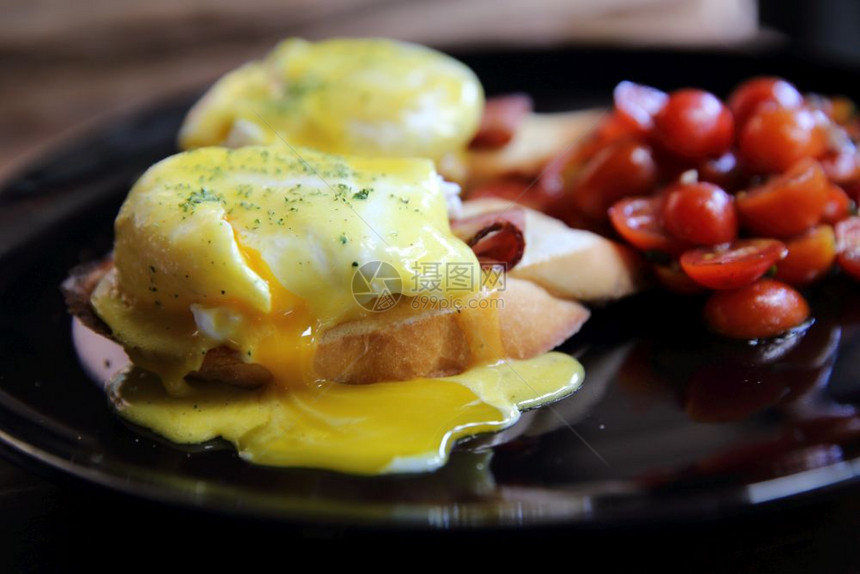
(0, 0), (760, 182)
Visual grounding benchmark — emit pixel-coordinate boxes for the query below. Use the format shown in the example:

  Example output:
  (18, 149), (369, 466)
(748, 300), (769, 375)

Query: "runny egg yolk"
(91, 145), (584, 474)
(109, 352), (583, 475)
(178, 37), (484, 168)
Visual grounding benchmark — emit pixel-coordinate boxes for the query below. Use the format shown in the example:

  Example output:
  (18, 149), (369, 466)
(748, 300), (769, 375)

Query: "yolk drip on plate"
(109, 352), (583, 475)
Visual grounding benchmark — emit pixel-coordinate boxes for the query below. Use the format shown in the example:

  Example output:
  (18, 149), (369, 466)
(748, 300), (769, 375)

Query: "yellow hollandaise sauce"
(178, 37), (484, 165)
(109, 352), (583, 475)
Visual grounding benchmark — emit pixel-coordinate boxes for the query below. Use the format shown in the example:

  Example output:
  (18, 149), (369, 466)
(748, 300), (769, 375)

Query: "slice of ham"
(461, 198), (645, 303)
(469, 94), (533, 150)
(451, 207), (526, 269)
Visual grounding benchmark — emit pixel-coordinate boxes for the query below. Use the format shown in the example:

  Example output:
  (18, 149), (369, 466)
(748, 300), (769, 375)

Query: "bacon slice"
(469, 94), (533, 150)
(451, 208), (526, 269)
(61, 259), (114, 337)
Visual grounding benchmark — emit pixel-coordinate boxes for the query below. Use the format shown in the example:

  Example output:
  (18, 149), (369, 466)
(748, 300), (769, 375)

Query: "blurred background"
(0, 0), (858, 182)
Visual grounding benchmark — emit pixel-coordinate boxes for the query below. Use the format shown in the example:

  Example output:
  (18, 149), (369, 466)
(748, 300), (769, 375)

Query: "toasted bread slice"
(465, 110), (604, 186)
(460, 199), (645, 302)
(65, 263), (589, 387)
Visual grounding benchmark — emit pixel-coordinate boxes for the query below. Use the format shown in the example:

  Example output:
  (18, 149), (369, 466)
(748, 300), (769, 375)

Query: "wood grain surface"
(0, 0), (758, 182)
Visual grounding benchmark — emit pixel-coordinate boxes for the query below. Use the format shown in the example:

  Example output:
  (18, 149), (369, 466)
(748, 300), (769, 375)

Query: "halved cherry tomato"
(738, 106), (827, 174)
(652, 261), (706, 294)
(661, 182), (738, 245)
(653, 89), (734, 160)
(568, 139), (657, 220)
(704, 278), (810, 339)
(774, 225), (837, 285)
(836, 216), (860, 280)
(822, 183), (854, 224)
(608, 196), (686, 254)
(728, 77), (803, 128)
(736, 158), (829, 237)
(469, 93), (533, 149)
(613, 81), (668, 133)
(680, 239), (788, 290)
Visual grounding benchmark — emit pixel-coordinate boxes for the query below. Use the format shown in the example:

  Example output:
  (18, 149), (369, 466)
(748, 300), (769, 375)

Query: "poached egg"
(178, 37), (484, 170)
(92, 145), (584, 475)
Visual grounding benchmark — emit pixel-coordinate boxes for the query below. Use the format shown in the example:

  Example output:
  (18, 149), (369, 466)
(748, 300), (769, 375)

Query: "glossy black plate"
(2, 47), (860, 528)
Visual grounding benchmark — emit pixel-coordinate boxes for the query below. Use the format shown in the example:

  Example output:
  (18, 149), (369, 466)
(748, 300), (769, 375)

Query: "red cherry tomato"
(698, 151), (743, 191)
(469, 93), (533, 149)
(836, 216), (860, 280)
(653, 89), (734, 160)
(613, 81), (668, 133)
(774, 225), (837, 285)
(728, 77), (803, 128)
(680, 239), (788, 290)
(736, 158), (830, 237)
(822, 183), (855, 225)
(568, 139), (658, 220)
(569, 111), (650, 169)
(704, 279), (810, 339)
(608, 196), (686, 254)
(738, 106), (828, 174)
(584, 112), (644, 157)
(661, 182), (738, 245)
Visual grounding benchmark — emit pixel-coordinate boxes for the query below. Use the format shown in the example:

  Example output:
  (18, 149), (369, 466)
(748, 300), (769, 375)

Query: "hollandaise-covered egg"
(179, 38), (484, 164)
(91, 145), (480, 395)
(87, 143), (585, 476)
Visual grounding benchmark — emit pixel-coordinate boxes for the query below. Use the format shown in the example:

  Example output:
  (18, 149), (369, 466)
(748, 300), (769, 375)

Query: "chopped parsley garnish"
(179, 188), (224, 213)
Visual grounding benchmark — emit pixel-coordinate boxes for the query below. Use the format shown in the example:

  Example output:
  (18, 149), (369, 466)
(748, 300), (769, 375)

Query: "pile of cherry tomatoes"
(470, 78), (860, 340)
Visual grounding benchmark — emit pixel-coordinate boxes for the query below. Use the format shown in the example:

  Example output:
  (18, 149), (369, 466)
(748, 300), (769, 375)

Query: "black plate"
(2, 47), (860, 528)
